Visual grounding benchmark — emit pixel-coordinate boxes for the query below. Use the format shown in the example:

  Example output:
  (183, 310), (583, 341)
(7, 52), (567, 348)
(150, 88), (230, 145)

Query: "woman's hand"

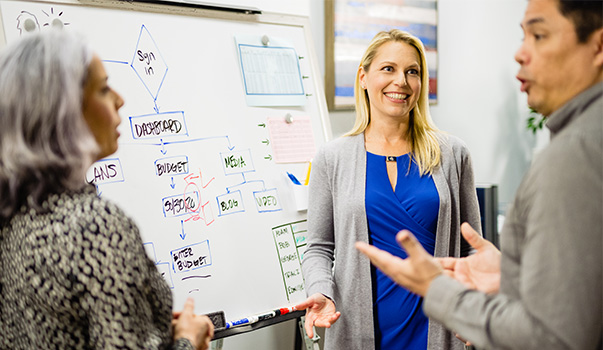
(294, 293), (341, 339)
(172, 298), (214, 350)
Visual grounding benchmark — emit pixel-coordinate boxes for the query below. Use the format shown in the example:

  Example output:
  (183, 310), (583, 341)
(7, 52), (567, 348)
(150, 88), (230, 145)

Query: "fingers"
(182, 297), (195, 315)
(201, 316), (214, 350)
(395, 230), (429, 258)
(357, 230), (429, 262)
(304, 311), (341, 339)
(359, 230), (441, 296)
(200, 336), (210, 350)
(297, 293), (325, 309)
(461, 222), (486, 250)
(355, 242), (389, 266)
(294, 297), (313, 311)
(200, 333), (212, 350)
(455, 333), (472, 346)
(301, 294), (341, 340)
(172, 298), (216, 350)
(194, 315), (214, 350)
(201, 315), (214, 338)
(301, 295), (322, 339)
(441, 269), (455, 278)
(295, 293), (326, 311)
(355, 241), (398, 274)
(304, 316), (314, 339)
(328, 311), (341, 325)
(313, 311), (341, 328)
(436, 257), (457, 270)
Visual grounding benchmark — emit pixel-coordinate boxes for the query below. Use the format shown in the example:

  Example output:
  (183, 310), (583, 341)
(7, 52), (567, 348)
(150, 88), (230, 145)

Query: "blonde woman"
(297, 30), (481, 350)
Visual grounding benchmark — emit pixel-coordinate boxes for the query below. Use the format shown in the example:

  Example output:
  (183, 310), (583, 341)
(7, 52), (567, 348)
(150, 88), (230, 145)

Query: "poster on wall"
(325, 0), (438, 110)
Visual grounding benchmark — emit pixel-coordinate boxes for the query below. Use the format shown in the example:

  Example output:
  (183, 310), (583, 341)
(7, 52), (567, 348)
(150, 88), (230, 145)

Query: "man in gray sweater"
(357, 0), (602, 349)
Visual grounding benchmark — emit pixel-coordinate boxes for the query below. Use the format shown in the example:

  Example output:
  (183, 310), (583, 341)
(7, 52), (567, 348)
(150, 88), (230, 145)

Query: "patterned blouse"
(0, 185), (192, 350)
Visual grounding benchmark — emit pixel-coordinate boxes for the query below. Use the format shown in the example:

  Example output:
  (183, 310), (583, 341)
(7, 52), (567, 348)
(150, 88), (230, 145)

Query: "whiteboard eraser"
(205, 310), (226, 330)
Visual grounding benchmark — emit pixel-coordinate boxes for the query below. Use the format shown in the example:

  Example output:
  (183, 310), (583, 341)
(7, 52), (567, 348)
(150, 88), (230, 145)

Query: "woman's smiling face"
(359, 40), (422, 122)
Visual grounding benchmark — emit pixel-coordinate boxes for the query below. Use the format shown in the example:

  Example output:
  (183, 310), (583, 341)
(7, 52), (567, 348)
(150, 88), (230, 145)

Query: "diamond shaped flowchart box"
(131, 25), (168, 100)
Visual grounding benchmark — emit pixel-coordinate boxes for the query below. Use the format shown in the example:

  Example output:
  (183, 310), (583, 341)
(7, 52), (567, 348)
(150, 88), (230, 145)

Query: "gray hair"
(0, 30), (98, 223)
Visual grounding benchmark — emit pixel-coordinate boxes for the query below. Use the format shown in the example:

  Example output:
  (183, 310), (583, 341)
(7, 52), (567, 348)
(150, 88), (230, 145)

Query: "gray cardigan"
(301, 132), (482, 350)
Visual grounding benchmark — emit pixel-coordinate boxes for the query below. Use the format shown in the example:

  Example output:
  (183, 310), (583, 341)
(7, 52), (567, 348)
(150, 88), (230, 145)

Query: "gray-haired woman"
(0, 30), (213, 350)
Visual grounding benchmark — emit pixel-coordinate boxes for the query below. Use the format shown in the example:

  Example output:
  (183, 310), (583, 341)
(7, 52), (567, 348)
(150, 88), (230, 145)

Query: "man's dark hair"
(557, 0), (603, 43)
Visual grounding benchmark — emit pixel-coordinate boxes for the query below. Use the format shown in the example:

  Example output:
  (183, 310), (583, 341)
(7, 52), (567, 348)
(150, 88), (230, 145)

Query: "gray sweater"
(301, 132), (482, 350)
(424, 83), (603, 349)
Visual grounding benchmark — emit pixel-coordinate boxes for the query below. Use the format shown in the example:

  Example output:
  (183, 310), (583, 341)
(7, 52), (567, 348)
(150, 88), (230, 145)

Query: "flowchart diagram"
(86, 24), (285, 289)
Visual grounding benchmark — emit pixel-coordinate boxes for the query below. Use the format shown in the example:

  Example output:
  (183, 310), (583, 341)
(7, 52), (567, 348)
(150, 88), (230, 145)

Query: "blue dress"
(365, 152), (439, 350)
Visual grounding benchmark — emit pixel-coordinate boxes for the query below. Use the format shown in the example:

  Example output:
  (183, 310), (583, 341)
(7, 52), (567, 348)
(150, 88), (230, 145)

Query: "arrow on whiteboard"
(226, 136), (235, 151)
(179, 220), (186, 240)
(155, 136), (235, 151)
(262, 139), (270, 145)
(264, 154), (272, 161)
(258, 123), (266, 128)
(154, 100), (160, 113)
(170, 177), (176, 189)
(184, 173), (199, 184)
(160, 139), (167, 155)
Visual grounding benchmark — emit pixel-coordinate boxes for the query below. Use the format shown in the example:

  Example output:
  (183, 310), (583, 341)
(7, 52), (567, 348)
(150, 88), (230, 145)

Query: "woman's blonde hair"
(346, 29), (441, 175)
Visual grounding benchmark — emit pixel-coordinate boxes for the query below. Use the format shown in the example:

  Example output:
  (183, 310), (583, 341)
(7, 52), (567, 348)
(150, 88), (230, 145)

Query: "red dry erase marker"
(277, 306), (296, 315)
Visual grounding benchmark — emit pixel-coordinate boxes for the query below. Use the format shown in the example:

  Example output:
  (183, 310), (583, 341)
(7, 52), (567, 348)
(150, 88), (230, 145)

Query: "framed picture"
(325, 0), (438, 110)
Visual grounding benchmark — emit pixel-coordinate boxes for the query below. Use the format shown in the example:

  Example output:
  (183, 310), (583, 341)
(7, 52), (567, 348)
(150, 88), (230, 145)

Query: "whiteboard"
(0, 0), (331, 327)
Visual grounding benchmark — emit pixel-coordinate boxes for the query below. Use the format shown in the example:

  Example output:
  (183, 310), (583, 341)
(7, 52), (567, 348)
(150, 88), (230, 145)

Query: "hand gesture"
(355, 230), (443, 297)
(436, 223), (501, 294)
(294, 293), (341, 339)
(172, 298), (215, 350)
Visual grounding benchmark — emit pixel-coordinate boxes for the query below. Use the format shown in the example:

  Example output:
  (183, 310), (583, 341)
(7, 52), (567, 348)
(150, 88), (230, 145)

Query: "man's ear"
(592, 27), (603, 67)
